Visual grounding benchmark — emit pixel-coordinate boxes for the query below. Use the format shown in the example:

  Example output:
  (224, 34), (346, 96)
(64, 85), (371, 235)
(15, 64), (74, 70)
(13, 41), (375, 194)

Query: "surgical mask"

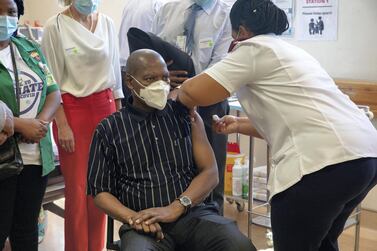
(228, 29), (251, 52)
(0, 16), (18, 41)
(74, 0), (100, 15)
(193, 0), (212, 8)
(131, 76), (170, 110)
(228, 30), (240, 52)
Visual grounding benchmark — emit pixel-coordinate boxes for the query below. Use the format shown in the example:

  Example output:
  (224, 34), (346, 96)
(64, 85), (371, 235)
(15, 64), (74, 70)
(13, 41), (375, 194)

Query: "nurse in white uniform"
(177, 0), (377, 250)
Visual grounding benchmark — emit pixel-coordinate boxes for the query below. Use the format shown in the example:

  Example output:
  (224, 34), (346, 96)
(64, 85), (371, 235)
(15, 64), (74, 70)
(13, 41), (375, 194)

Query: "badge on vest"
(30, 51), (41, 62)
(38, 62), (55, 87)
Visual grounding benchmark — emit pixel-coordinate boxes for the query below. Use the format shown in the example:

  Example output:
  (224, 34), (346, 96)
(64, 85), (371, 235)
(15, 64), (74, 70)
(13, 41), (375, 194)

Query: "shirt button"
(155, 137), (158, 141)
(152, 124), (156, 129)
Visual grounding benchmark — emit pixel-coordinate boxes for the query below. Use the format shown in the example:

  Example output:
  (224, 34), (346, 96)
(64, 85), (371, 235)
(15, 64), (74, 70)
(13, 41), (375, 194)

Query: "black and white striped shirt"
(87, 98), (196, 211)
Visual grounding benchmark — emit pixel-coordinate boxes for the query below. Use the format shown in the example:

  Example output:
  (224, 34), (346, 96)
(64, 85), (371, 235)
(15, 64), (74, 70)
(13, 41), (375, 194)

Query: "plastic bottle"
(232, 158), (243, 197)
(242, 159), (249, 199)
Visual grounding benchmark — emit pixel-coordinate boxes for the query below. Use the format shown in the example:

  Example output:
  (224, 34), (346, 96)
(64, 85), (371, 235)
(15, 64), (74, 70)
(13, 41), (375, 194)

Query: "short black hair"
(14, 0), (24, 18)
(230, 0), (289, 36)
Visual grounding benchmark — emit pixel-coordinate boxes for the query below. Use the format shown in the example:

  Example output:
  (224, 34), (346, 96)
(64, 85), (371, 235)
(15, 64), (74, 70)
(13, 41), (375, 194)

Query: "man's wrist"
(171, 200), (186, 216)
(123, 211), (137, 225)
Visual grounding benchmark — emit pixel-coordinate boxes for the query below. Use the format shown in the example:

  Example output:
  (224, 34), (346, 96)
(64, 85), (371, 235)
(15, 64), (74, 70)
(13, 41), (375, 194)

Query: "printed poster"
(296, 0), (338, 41)
(272, 0), (294, 37)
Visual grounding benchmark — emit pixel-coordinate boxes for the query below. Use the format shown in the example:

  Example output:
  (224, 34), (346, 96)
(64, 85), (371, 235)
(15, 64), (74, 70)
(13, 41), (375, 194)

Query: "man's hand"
(212, 115), (239, 135)
(17, 118), (49, 143)
(169, 70), (189, 88)
(128, 221), (165, 241)
(167, 60), (189, 88)
(131, 201), (185, 226)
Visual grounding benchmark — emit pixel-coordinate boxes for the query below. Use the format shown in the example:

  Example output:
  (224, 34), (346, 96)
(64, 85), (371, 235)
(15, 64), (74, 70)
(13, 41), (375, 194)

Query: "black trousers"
(119, 203), (256, 251)
(271, 157), (377, 251)
(199, 101), (229, 215)
(0, 165), (48, 251)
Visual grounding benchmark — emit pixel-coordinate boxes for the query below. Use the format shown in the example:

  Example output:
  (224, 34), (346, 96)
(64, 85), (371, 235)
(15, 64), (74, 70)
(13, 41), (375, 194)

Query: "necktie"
(183, 4), (202, 55)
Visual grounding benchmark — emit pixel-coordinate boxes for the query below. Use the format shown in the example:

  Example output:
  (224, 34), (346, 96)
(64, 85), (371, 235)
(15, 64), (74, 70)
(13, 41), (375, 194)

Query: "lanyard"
(9, 41), (20, 115)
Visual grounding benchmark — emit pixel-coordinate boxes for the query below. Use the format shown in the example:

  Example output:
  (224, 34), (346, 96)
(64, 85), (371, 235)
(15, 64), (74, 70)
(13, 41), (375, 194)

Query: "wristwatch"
(176, 195), (192, 213)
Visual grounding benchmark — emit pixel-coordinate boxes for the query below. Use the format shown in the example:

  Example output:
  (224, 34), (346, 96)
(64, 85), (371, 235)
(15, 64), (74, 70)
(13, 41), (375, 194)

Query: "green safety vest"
(0, 36), (59, 176)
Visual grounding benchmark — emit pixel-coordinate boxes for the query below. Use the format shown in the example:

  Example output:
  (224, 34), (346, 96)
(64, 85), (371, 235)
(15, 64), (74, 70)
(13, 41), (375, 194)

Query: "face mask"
(193, 0), (212, 8)
(131, 76), (170, 110)
(228, 30), (241, 52)
(74, 0), (100, 15)
(228, 29), (251, 52)
(0, 16), (18, 41)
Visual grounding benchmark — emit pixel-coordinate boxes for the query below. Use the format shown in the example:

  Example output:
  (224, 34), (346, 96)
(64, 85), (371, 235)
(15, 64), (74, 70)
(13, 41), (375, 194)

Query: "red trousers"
(53, 89), (116, 251)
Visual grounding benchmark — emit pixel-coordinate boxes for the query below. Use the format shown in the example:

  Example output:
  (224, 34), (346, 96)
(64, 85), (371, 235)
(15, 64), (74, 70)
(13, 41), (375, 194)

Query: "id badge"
(176, 35), (187, 52)
(199, 38), (214, 49)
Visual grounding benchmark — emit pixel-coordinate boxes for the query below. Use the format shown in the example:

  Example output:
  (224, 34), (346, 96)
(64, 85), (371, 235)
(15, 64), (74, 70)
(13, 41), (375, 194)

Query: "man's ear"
(125, 74), (134, 91)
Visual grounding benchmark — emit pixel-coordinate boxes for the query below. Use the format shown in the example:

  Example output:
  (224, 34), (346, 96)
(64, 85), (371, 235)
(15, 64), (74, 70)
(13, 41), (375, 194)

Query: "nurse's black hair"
(230, 0), (289, 36)
(14, 0), (24, 18)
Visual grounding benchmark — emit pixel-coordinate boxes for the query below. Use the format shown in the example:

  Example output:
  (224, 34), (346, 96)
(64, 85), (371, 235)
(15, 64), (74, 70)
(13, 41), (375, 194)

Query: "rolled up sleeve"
(204, 44), (255, 95)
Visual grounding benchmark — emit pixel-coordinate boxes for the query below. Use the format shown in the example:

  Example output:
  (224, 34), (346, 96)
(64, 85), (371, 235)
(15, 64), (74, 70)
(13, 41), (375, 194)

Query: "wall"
(222, 0), (377, 81)
(287, 0), (377, 81)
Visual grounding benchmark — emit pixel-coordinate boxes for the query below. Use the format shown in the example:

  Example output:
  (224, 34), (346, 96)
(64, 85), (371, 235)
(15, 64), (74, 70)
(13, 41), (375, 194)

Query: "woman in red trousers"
(41, 0), (123, 250)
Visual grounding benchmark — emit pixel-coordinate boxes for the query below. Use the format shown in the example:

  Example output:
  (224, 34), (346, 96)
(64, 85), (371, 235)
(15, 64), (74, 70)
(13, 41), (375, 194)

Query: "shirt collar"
(124, 96), (168, 122)
(186, 0), (217, 15)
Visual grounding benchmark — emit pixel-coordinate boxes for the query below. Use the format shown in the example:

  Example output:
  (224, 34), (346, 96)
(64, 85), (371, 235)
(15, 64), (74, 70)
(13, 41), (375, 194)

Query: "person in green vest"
(0, 0), (60, 250)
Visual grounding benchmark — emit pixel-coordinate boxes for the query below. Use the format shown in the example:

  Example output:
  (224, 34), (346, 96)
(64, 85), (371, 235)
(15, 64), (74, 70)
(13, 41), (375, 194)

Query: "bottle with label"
(232, 158), (243, 197)
(242, 159), (249, 199)
(224, 153), (244, 195)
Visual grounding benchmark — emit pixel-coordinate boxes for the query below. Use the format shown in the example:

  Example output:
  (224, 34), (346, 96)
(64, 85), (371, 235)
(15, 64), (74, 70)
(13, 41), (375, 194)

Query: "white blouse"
(205, 35), (377, 200)
(42, 13), (124, 99)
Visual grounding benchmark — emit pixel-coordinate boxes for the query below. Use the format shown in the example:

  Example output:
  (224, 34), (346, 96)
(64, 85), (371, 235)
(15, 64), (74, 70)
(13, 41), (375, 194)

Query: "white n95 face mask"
(131, 76), (170, 110)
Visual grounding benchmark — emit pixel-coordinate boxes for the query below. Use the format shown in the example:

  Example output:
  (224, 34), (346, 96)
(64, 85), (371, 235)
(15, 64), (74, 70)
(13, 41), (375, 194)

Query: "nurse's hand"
(212, 115), (240, 135)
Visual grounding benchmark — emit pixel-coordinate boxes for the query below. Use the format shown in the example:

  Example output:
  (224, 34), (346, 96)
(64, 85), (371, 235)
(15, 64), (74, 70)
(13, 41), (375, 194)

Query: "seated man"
(87, 49), (256, 251)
